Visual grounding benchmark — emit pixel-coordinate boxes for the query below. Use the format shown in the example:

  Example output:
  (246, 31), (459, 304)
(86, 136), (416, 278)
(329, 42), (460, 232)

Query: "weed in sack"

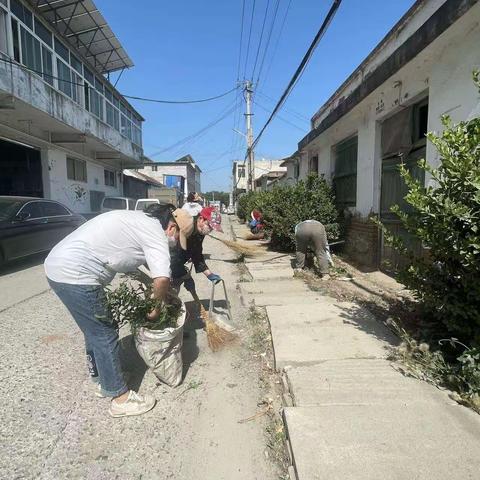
(106, 275), (185, 387)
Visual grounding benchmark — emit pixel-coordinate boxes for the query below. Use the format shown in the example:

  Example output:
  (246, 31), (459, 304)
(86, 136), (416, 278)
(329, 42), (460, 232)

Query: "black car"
(0, 196), (86, 266)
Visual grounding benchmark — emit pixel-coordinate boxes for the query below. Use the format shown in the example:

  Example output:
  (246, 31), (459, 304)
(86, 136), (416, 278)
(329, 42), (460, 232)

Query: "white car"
(101, 196), (136, 213)
(135, 198), (162, 211)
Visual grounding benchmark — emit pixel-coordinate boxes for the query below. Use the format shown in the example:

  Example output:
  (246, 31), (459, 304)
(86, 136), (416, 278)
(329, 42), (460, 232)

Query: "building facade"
(232, 158), (287, 202)
(141, 155), (201, 201)
(295, 0), (480, 268)
(0, 0), (144, 215)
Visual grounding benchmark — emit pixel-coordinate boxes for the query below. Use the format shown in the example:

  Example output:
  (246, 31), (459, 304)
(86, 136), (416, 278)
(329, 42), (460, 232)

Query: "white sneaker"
(95, 383), (106, 398)
(109, 391), (156, 418)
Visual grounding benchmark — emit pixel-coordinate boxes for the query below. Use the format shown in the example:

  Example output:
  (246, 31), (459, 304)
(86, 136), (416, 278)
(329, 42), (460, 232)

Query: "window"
(20, 201), (42, 219)
(90, 87), (104, 120)
(309, 155), (319, 174)
(151, 165), (158, 172)
(413, 99), (429, 146)
(57, 59), (72, 97)
(41, 201), (70, 217)
(71, 70), (82, 104)
(41, 46), (53, 85)
(106, 101), (119, 129)
(70, 53), (82, 74)
(104, 169), (116, 187)
(238, 166), (245, 178)
(10, 0), (32, 29)
(20, 26), (42, 73)
(0, 9), (7, 54)
(102, 197), (126, 210)
(333, 136), (358, 208)
(11, 19), (20, 61)
(66, 157), (87, 182)
(34, 17), (52, 47)
(54, 37), (69, 62)
(294, 162), (300, 179)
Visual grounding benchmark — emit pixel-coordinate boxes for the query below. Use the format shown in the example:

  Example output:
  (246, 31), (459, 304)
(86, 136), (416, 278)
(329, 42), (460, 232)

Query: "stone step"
(285, 359), (455, 406)
(283, 404), (480, 480)
(266, 303), (396, 370)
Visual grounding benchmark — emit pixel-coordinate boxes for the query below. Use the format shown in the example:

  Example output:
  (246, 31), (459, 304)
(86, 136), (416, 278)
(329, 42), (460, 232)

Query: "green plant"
(377, 72), (480, 345)
(105, 277), (182, 335)
(238, 174), (339, 251)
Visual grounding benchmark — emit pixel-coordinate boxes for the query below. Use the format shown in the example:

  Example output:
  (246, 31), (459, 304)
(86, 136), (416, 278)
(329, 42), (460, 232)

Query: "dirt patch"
(244, 305), (290, 478)
(300, 255), (423, 335)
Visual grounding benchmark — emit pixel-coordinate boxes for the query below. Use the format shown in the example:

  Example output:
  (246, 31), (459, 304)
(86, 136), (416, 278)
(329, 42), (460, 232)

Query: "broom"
(209, 235), (262, 257)
(190, 290), (237, 352)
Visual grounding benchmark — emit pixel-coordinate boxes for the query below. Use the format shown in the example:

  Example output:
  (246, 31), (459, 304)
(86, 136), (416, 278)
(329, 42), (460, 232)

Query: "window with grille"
(333, 136), (358, 208)
(66, 158), (87, 182)
(104, 170), (116, 187)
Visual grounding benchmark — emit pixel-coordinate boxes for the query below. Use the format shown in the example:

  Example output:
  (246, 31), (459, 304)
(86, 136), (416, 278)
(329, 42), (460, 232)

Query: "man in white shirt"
(44, 204), (193, 418)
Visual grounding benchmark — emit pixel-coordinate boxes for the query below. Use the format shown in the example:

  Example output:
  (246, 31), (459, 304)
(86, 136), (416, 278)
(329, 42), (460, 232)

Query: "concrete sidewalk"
(232, 217), (480, 480)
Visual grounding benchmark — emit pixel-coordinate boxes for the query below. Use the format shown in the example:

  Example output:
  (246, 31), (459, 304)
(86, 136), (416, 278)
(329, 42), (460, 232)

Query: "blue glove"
(207, 273), (221, 284)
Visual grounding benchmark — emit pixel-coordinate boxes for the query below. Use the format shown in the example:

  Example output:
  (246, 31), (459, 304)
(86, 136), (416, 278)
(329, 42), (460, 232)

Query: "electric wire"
(243, 0), (257, 79)
(0, 56), (238, 105)
(250, 0), (271, 81)
(259, 0), (292, 90)
(253, 100), (308, 132)
(249, 0), (342, 154)
(149, 101), (238, 157)
(254, 0), (281, 88)
(236, 0), (246, 81)
(256, 90), (310, 123)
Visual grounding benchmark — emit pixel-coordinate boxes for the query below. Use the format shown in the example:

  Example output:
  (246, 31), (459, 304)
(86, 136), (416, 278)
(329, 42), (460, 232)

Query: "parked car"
(0, 196), (86, 266)
(101, 196), (136, 213)
(135, 198), (162, 211)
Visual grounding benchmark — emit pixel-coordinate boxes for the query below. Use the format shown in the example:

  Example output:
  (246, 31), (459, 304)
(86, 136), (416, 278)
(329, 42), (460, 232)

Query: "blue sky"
(99, 0), (416, 192)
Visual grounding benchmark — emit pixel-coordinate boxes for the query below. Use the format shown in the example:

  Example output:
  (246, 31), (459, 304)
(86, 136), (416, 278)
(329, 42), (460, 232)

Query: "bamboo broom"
(190, 291), (237, 352)
(209, 235), (262, 257)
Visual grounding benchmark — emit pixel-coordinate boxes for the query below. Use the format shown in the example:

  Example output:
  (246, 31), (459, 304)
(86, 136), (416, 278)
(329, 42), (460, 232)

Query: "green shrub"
(379, 72), (480, 345)
(237, 174), (339, 251)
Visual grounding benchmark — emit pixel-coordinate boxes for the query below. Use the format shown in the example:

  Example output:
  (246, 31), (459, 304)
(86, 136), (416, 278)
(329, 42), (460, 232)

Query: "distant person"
(182, 192), (203, 216)
(44, 205), (194, 418)
(294, 220), (330, 279)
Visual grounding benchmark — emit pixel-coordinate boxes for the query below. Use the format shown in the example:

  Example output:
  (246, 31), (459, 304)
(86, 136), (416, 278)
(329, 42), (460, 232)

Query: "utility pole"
(244, 80), (255, 192)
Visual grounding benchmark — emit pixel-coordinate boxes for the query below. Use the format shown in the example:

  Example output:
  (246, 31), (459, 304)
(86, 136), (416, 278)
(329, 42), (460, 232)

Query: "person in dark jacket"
(170, 207), (223, 295)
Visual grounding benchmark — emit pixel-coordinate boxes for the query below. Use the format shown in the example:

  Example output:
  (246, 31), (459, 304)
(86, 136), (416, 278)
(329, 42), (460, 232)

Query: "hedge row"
(237, 174), (339, 251)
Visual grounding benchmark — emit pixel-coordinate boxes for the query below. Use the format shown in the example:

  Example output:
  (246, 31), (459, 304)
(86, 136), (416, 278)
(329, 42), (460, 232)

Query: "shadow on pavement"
(0, 252), (48, 277)
(182, 300), (202, 380)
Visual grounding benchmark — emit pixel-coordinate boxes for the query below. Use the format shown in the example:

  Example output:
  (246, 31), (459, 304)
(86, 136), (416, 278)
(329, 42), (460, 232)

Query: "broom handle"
(209, 279), (233, 322)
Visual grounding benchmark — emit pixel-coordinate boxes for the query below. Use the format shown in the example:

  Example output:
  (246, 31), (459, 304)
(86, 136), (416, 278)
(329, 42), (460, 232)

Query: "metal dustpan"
(209, 279), (236, 332)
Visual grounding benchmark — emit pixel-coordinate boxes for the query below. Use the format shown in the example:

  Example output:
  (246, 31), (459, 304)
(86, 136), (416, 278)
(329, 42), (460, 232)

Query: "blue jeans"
(48, 279), (128, 397)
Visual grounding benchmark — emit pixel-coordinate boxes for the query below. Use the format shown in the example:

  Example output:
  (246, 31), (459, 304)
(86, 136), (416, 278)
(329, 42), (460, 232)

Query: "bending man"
(44, 204), (193, 418)
(294, 220), (330, 279)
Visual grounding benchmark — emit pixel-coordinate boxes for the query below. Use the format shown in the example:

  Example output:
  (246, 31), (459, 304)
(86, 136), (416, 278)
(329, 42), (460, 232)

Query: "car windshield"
(0, 199), (23, 221)
(136, 201), (158, 210)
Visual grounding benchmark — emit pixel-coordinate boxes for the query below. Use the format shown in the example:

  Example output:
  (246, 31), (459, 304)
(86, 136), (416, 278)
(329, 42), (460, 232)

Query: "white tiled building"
(0, 0), (144, 215)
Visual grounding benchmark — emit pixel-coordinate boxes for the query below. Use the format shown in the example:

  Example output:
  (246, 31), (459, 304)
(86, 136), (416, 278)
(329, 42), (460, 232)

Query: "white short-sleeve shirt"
(44, 210), (170, 285)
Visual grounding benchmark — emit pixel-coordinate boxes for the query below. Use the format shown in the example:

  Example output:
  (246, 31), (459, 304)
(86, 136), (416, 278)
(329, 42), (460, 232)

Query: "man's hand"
(147, 277), (170, 320)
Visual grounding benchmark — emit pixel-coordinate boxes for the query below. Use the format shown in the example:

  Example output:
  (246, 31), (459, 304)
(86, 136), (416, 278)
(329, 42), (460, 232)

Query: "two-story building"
(0, 0), (144, 215)
(232, 158), (286, 203)
(141, 155), (202, 201)
(294, 0), (480, 268)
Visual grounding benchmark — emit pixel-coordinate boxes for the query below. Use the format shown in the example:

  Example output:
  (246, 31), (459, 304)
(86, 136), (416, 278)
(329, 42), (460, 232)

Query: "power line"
(243, 0), (257, 79)
(256, 90), (310, 123)
(251, 0), (271, 81)
(236, 0), (246, 81)
(253, 100), (308, 132)
(0, 56), (237, 106)
(122, 86), (238, 104)
(250, 0), (342, 153)
(254, 0), (281, 88)
(259, 0), (292, 90)
(149, 101), (238, 157)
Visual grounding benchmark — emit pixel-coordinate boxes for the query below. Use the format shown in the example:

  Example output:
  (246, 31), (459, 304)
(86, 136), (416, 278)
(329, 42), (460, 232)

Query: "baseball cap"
(172, 208), (194, 249)
(199, 207), (223, 233)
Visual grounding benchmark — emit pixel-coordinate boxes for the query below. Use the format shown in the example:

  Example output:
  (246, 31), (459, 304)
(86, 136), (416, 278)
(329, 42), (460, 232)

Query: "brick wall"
(344, 217), (379, 268)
